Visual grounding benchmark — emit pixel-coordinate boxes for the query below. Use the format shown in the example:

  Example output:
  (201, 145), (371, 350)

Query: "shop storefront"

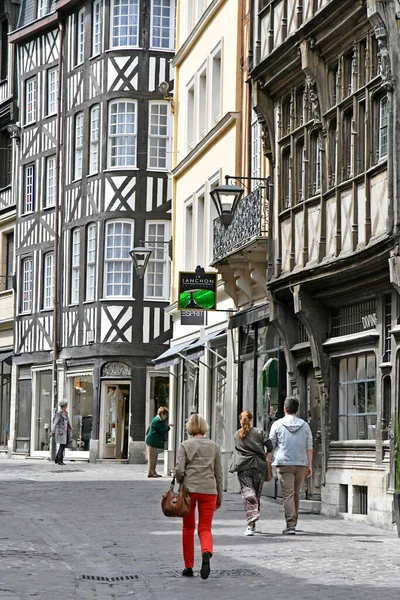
(0, 351), (12, 450)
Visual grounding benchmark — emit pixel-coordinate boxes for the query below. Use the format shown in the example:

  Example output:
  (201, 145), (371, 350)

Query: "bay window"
(144, 221), (169, 300)
(71, 228), (80, 303)
(148, 102), (169, 170)
(111, 0), (139, 47)
(108, 101), (137, 168)
(86, 223), (96, 301)
(104, 221), (134, 297)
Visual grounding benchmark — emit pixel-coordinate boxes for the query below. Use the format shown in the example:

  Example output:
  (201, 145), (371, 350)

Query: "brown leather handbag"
(161, 476), (191, 518)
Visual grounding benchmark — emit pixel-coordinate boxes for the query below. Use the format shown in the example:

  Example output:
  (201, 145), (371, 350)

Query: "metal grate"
(331, 300), (377, 337)
(81, 575), (140, 583)
(352, 485), (368, 515)
(297, 321), (309, 343)
(167, 568), (259, 579)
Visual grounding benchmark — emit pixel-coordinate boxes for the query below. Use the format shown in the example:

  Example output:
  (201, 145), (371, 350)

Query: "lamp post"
(130, 240), (172, 279)
(209, 175), (271, 228)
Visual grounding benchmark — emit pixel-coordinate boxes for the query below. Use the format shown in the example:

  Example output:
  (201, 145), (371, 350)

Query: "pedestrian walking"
(51, 400), (72, 465)
(145, 406), (173, 478)
(175, 414), (223, 580)
(269, 395), (313, 535)
(233, 411), (273, 536)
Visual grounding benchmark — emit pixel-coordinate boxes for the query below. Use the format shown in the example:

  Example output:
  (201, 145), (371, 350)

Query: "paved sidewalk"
(0, 459), (399, 599)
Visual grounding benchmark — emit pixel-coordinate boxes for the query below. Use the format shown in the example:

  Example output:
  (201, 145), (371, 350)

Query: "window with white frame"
(21, 257), (33, 313)
(210, 47), (222, 125)
(104, 221), (134, 297)
(25, 77), (37, 123)
(23, 164), (35, 213)
(144, 222), (170, 299)
(43, 252), (54, 309)
(108, 100), (137, 168)
(86, 223), (96, 301)
(89, 105), (100, 174)
(251, 118), (261, 190)
(186, 81), (195, 151)
(71, 228), (80, 303)
(74, 112), (84, 179)
(76, 9), (85, 65)
(45, 156), (55, 208)
(37, 0), (48, 19)
(198, 67), (207, 138)
(111, 0), (139, 47)
(92, 0), (102, 56)
(47, 67), (58, 115)
(151, 0), (175, 50)
(378, 96), (388, 160)
(148, 102), (169, 170)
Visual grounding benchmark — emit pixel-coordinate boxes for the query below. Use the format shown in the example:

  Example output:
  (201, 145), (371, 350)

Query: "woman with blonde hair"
(175, 414), (223, 580)
(233, 410), (272, 536)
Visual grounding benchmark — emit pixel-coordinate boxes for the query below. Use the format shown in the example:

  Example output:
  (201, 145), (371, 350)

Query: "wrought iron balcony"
(212, 188), (268, 263)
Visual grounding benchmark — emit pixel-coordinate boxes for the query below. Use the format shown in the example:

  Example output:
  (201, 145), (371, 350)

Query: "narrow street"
(0, 460), (398, 600)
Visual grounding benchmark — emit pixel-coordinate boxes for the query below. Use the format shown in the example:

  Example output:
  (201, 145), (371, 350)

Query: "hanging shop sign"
(178, 271), (217, 311)
(181, 310), (205, 325)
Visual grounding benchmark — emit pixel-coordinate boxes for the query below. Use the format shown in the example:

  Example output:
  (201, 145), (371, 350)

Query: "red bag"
(161, 477), (191, 517)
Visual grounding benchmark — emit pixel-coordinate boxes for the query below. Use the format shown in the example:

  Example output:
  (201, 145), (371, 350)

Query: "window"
(108, 101), (137, 168)
(184, 203), (193, 269)
(151, 0), (175, 49)
(251, 118), (261, 190)
(86, 224), (96, 301)
(282, 96), (291, 136)
(5, 231), (14, 291)
(25, 77), (37, 124)
(329, 63), (339, 107)
(47, 67), (58, 115)
(23, 165), (35, 213)
(342, 110), (353, 180)
(198, 68), (207, 138)
(92, 0), (102, 56)
(148, 102), (169, 170)
(43, 252), (54, 309)
(76, 9), (85, 65)
(186, 81), (195, 151)
(210, 47), (221, 125)
(343, 52), (353, 97)
(328, 119), (337, 187)
(45, 156), (56, 207)
(111, 0), (139, 47)
(37, 0), (48, 19)
(89, 105), (100, 174)
(104, 221), (134, 297)
(312, 134), (321, 193)
(357, 101), (365, 174)
(296, 139), (305, 203)
(338, 354), (376, 441)
(282, 146), (291, 209)
(0, 130), (11, 188)
(378, 96), (388, 160)
(1, 19), (8, 81)
(21, 258), (33, 313)
(295, 87), (304, 127)
(74, 112), (84, 179)
(71, 229), (80, 303)
(144, 222), (169, 299)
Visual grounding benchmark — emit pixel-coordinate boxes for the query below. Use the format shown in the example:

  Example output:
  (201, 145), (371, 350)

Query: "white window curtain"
(111, 0), (139, 47)
(148, 102), (169, 170)
(43, 253), (54, 309)
(71, 228), (80, 303)
(86, 224), (96, 301)
(104, 221), (134, 297)
(108, 101), (137, 167)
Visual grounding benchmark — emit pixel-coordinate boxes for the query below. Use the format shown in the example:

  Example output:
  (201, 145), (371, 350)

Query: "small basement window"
(352, 485), (368, 515)
(339, 484), (348, 513)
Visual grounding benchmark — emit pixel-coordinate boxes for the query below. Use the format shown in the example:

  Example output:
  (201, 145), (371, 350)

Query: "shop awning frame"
(0, 351), (13, 366)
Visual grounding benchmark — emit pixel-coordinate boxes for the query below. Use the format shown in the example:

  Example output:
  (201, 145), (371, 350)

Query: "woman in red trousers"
(175, 414), (223, 580)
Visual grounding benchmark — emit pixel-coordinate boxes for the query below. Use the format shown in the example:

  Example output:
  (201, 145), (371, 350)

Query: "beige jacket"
(175, 437), (223, 505)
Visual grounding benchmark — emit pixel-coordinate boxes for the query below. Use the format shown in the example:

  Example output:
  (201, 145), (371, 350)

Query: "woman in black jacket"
(233, 410), (273, 536)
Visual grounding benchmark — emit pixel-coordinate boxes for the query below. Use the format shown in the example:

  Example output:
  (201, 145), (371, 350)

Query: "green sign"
(178, 271), (217, 311)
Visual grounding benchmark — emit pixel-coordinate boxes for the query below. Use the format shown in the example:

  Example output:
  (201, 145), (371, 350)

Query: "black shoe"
(182, 568), (193, 577)
(200, 552), (211, 580)
(59, 462), (66, 465)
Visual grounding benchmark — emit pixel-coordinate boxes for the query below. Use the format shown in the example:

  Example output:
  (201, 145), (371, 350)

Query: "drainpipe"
(51, 19), (64, 461)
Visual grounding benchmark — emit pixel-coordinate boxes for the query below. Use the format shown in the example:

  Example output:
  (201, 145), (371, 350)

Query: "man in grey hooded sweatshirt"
(269, 396), (313, 534)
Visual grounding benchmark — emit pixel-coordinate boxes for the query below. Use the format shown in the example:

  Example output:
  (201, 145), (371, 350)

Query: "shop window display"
(338, 354), (376, 440)
(35, 371), (52, 451)
(70, 376), (93, 450)
(211, 343), (227, 450)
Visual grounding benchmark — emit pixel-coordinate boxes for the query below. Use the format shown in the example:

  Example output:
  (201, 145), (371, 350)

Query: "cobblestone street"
(0, 459), (399, 599)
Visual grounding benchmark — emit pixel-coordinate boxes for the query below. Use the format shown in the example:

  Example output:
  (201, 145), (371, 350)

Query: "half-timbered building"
(251, 0), (400, 528)
(0, 0), (18, 457)
(9, 0), (175, 461)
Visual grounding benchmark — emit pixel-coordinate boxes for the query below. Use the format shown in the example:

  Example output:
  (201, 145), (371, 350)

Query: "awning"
(0, 351), (12, 366)
(153, 339), (198, 370)
(228, 302), (269, 329)
(185, 329), (226, 360)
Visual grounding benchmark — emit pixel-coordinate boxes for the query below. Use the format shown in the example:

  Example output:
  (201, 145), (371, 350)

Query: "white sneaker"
(244, 526), (255, 536)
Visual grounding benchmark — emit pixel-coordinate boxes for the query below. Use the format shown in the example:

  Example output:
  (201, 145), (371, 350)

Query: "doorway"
(303, 365), (322, 500)
(101, 382), (130, 459)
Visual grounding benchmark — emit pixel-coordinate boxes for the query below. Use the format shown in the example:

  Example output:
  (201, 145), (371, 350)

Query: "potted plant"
(394, 420), (400, 537)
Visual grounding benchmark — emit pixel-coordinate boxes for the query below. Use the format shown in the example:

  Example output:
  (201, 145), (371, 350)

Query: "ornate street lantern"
(209, 182), (244, 228)
(130, 247), (153, 279)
